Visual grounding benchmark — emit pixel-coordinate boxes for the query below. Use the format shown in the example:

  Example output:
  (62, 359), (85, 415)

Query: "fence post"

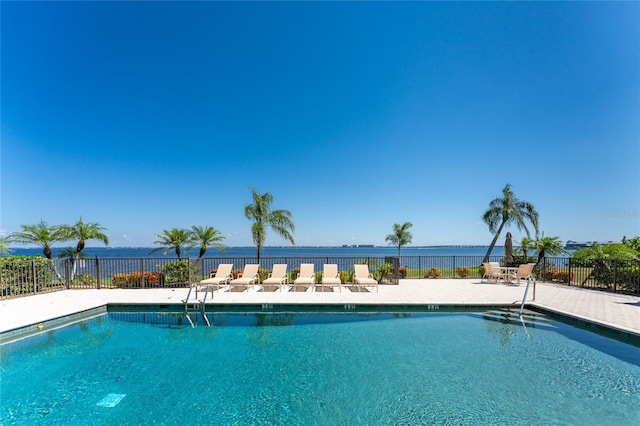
(96, 256), (101, 289)
(453, 256), (456, 278)
(188, 257), (192, 285)
(637, 260), (640, 295)
(141, 258), (145, 288)
(32, 258), (38, 294)
(612, 259), (617, 293)
(65, 260), (71, 289)
(567, 257), (572, 286)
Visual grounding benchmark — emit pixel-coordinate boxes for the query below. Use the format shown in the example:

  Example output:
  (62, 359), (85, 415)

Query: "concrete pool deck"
(1, 279), (639, 337)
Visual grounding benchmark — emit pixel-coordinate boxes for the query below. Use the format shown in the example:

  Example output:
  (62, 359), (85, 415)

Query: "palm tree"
(59, 217), (110, 255)
(10, 220), (65, 259)
(150, 228), (195, 259)
(191, 225), (227, 258)
(244, 188), (295, 263)
(482, 184), (539, 263)
(0, 235), (11, 255)
(520, 236), (535, 259)
(533, 234), (567, 265)
(385, 222), (413, 259)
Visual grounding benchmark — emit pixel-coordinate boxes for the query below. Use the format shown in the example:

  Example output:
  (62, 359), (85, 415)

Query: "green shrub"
(373, 263), (394, 281)
(425, 267), (442, 278)
(112, 272), (164, 288)
(73, 273), (96, 286)
(456, 266), (470, 278)
(613, 267), (640, 293)
(158, 260), (199, 284)
(258, 268), (270, 282)
(0, 256), (59, 296)
(339, 270), (353, 283)
(290, 267), (300, 282)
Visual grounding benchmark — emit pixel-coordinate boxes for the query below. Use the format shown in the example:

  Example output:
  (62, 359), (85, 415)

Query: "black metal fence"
(1, 255), (639, 299)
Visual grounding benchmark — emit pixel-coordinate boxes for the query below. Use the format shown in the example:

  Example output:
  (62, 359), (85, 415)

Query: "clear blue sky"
(2, 1), (639, 248)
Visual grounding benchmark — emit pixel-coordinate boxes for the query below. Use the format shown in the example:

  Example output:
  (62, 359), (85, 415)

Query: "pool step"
(481, 309), (555, 329)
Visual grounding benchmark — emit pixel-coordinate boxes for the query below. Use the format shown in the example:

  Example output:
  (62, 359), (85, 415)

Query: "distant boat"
(342, 244), (375, 248)
(564, 240), (607, 250)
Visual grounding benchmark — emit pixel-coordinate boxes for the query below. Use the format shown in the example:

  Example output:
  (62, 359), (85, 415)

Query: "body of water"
(8, 246), (508, 259)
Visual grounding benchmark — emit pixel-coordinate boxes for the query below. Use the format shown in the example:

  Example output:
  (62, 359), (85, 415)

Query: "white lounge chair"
(261, 264), (288, 291)
(320, 264), (342, 292)
(183, 263), (233, 303)
(200, 263), (233, 289)
(293, 263), (315, 292)
(353, 264), (378, 292)
(230, 264), (260, 291)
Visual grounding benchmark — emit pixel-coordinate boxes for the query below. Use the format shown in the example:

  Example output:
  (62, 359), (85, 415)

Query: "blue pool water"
(1, 311), (639, 425)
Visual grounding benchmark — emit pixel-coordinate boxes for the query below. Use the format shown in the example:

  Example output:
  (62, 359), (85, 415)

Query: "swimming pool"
(1, 309), (639, 425)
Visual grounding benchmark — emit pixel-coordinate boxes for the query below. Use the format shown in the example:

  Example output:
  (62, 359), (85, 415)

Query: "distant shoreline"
(7, 245), (496, 250)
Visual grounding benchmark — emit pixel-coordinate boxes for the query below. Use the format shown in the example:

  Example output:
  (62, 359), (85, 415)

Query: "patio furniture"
(482, 262), (502, 283)
(293, 263), (315, 292)
(353, 264), (378, 292)
(230, 264), (260, 291)
(261, 264), (288, 291)
(320, 264), (342, 292)
(504, 263), (536, 285)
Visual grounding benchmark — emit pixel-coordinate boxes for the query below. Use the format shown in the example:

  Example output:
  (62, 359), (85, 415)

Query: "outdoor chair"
(230, 264), (260, 291)
(293, 263), (315, 292)
(183, 263), (233, 304)
(353, 264), (378, 292)
(320, 264), (342, 292)
(482, 262), (502, 283)
(261, 264), (288, 291)
(505, 263), (536, 285)
(199, 263), (234, 290)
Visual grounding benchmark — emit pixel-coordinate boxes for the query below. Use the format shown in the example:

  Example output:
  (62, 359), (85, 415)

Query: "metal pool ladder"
(182, 281), (211, 327)
(519, 276), (533, 316)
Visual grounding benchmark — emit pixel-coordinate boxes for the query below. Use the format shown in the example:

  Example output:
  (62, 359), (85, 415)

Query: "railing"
(537, 256), (640, 295)
(1, 255), (638, 299)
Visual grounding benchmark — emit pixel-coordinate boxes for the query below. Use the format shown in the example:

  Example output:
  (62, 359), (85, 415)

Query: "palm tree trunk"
(482, 221), (505, 263)
(71, 256), (78, 281)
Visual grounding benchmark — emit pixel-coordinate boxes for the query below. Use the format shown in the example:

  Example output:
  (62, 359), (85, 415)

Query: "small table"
(499, 267), (518, 284)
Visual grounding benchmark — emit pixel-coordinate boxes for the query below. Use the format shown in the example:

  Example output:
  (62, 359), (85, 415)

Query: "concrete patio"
(1, 279), (639, 337)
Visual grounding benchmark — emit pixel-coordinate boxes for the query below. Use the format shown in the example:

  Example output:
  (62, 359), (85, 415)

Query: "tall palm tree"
(10, 220), (65, 259)
(59, 217), (110, 255)
(482, 184), (539, 263)
(191, 225), (227, 258)
(385, 222), (413, 259)
(244, 188), (295, 263)
(150, 228), (195, 259)
(533, 234), (567, 265)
